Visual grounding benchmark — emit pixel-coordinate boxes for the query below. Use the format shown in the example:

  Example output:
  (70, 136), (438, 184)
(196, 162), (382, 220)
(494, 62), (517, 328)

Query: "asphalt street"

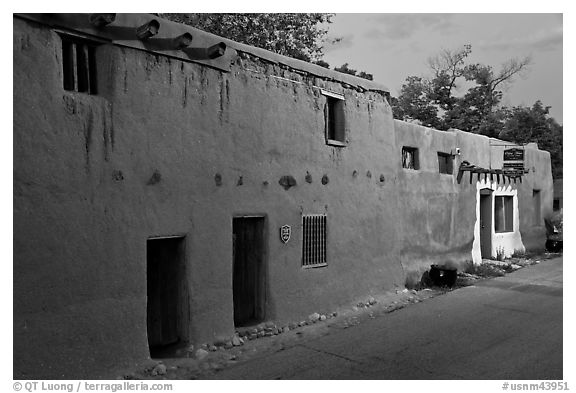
(209, 257), (563, 379)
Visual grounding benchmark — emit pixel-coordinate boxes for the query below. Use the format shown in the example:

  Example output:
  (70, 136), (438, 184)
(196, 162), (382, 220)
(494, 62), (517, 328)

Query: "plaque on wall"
(503, 148), (524, 161)
(280, 225), (291, 244)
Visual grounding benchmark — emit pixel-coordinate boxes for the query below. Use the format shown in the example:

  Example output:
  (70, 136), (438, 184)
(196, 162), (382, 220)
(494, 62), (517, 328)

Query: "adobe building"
(13, 14), (553, 379)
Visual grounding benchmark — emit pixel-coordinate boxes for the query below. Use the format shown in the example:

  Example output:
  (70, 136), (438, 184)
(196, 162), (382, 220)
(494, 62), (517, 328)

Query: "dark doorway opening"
(233, 217), (266, 327)
(147, 236), (188, 358)
(480, 189), (493, 259)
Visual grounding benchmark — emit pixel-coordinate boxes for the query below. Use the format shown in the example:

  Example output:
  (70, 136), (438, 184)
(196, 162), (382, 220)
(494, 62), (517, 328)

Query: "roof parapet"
(14, 13), (389, 94)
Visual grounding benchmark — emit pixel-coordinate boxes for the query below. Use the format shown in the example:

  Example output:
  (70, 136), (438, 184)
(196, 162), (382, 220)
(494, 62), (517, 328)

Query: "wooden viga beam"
(457, 165), (525, 185)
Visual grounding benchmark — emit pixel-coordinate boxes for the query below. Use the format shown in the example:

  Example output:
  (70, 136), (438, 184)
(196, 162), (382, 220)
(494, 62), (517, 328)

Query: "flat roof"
(15, 13), (389, 94)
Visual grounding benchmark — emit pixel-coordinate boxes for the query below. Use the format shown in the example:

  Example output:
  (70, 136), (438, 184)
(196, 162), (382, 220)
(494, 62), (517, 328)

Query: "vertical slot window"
(61, 35), (98, 94)
(533, 190), (541, 226)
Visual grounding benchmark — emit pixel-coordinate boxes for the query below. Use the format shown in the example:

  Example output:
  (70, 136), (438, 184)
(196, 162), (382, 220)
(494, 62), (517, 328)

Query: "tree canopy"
(159, 13), (333, 62)
(159, 13), (374, 80)
(391, 45), (561, 179)
(499, 101), (563, 179)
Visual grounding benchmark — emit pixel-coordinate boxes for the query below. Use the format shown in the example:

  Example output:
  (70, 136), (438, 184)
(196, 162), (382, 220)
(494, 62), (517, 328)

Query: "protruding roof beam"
(136, 19), (160, 40)
(88, 13), (116, 27)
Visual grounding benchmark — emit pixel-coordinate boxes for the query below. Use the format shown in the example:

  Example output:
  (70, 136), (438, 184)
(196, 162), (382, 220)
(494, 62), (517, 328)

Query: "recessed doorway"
(479, 189), (493, 259)
(232, 217), (266, 327)
(147, 236), (188, 358)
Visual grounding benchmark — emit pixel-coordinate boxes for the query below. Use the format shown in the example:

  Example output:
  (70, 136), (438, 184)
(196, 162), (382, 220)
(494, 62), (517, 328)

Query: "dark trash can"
(545, 239), (562, 253)
(429, 264), (457, 287)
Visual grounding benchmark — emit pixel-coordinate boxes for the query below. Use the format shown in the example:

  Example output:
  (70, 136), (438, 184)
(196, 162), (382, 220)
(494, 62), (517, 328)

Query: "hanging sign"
(503, 162), (525, 170)
(503, 148), (524, 161)
(280, 225), (291, 244)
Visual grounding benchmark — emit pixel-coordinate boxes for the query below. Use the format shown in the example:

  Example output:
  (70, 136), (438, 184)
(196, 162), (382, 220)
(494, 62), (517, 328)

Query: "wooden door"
(480, 190), (493, 259)
(147, 237), (186, 355)
(233, 217), (265, 327)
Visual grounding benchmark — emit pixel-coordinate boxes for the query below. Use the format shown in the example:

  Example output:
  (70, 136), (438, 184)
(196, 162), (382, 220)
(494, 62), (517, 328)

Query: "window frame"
(402, 146), (420, 170)
(301, 214), (327, 268)
(60, 33), (100, 95)
(437, 152), (454, 175)
(321, 89), (346, 147)
(494, 195), (514, 233)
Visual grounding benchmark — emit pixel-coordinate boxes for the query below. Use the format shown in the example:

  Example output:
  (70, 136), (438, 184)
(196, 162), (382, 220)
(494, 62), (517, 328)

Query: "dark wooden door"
(147, 237), (185, 352)
(233, 217), (265, 327)
(480, 190), (492, 259)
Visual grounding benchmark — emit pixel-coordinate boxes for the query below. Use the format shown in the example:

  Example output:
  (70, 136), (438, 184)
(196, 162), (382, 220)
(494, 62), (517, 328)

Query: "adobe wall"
(14, 17), (403, 378)
(13, 15), (553, 379)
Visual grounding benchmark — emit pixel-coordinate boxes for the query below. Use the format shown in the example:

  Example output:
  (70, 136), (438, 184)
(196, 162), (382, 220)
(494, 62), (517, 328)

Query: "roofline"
(14, 13), (390, 94)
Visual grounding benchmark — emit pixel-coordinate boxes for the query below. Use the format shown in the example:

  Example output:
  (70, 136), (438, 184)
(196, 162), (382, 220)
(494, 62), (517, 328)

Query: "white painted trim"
(472, 179), (525, 264)
(320, 89), (345, 100)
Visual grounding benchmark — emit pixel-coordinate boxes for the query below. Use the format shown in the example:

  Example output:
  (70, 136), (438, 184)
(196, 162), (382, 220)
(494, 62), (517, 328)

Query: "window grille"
(402, 147), (419, 170)
(61, 35), (98, 94)
(302, 214), (327, 267)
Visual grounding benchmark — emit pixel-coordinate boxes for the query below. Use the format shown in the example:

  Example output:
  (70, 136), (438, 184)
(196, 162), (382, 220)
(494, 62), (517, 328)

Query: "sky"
(321, 14), (563, 124)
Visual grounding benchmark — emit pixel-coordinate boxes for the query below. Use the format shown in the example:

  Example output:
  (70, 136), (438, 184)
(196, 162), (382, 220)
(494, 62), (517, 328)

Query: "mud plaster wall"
(14, 18), (404, 379)
(14, 18), (553, 379)
(394, 122), (476, 285)
(392, 124), (552, 281)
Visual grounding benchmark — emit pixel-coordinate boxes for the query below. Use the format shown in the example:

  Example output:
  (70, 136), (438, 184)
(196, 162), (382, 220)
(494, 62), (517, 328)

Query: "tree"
(427, 44), (472, 112)
(390, 77), (440, 128)
(392, 45), (530, 134)
(334, 63), (374, 81)
(159, 13), (334, 62)
(499, 101), (563, 179)
(313, 59), (330, 69)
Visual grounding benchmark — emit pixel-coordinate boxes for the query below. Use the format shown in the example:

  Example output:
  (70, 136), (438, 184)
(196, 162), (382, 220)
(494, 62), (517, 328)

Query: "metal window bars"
(302, 214), (327, 267)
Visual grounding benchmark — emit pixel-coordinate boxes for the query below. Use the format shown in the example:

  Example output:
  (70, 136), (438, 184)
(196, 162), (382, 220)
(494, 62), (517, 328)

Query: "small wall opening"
(533, 189), (541, 226)
(437, 152), (453, 174)
(402, 146), (419, 170)
(147, 236), (188, 358)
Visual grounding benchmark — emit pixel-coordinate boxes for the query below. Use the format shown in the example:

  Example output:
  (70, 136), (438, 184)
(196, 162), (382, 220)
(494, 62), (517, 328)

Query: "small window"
(402, 147), (419, 170)
(61, 35), (98, 94)
(437, 152), (453, 174)
(553, 198), (560, 211)
(495, 195), (514, 233)
(322, 90), (346, 146)
(302, 214), (327, 268)
(533, 190), (541, 225)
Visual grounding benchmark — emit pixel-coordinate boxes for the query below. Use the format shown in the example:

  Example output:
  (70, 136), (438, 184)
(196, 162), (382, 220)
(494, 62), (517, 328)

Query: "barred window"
(302, 214), (327, 268)
(61, 35), (98, 94)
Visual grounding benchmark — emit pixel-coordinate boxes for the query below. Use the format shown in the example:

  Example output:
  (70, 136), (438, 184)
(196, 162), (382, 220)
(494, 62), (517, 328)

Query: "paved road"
(211, 257), (563, 379)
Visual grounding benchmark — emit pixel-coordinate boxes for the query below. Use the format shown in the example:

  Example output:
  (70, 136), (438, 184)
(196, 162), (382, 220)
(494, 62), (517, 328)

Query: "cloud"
(478, 26), (563, 52)
(363, 14), (455, 40)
